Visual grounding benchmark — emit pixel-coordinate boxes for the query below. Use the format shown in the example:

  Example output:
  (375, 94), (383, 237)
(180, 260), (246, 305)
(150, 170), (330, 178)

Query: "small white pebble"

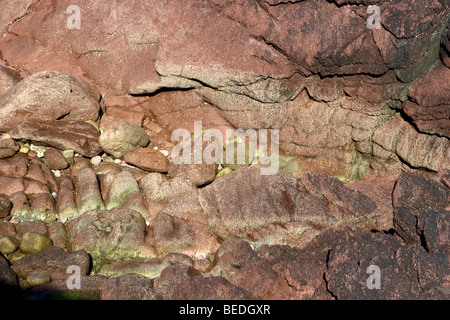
(52, 170), (61, 177)
(114, 159), (122, 164)
(145, 221), (150, 226)
(37, 151), (44, 158)
(51, 192), (58, 199)
(160, 150), (169, 157)
(91, 155), (102, 166)
(30, 144), (38, 152)
(153, 146), (159, 151)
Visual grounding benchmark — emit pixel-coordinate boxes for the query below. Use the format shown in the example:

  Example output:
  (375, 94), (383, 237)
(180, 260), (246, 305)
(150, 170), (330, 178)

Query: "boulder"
(66, 208), (153, 270)
(43, 147), (69, 170)
(124, 148), (169, 173)
(0, 153), (29, 177)
(0, 177), (25, 197)
(12, 246), (91, 280)
(0, 235), (19, 255)
(10, 120), (102, 157)
(19, 232), (53, 254)
(0, 71), (101, 132)
(99, 124), (150, 159)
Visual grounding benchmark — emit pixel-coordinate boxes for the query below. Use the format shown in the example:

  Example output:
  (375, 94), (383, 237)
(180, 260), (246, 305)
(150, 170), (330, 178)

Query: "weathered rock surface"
(0, 0), (447, 178)
(404, 64), (450, 138)
(0, 137), (19, 159)
(124, 148), (169, 173)
(325, 232), (449, 300)
(0, 71), (101, 132)
(154, 264), (250, 300)
(0, 65), (22, 97)
(22, 273), (157, 300)
(0, 195), (12, 218)
(199, 166), (384, 247)
(139, 173), (198, 221)
(0, 0), (448, 302)
(18, 232), (52, 254)
(12, 246), (91, 280)
(10, 120), (102, 157)
(66, 208), (153, 270)
(99, 124), (150, 159)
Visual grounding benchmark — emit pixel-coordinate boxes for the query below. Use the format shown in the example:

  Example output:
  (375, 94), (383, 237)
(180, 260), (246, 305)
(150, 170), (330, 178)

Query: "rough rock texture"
(199, 166), (385, 247)
(99, 124), (150, 159)
(0, 195), (12, 218)
(12, 246), (91, 280)
(139, 173), (198, 221)
(393, 172), (450, 254)
(0, 138), (19, 159)
(404, 64), (450, 138)
(10, 120), (102, 157)
(124, 148), (169, 173)
(0, 0), (447, 178)
(0, 0), (448, 302)
(0, 65), (22, 97)
(154, 264), (250, 300)
(325, 232), (449, 300)
(66, 208), (153, 270)
(0, 71), (101, 132)
(22, 273), (157, 300)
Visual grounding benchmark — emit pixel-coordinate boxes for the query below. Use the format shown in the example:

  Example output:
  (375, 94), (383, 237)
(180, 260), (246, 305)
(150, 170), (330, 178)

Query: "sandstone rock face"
(0, 0), (448, 302)
(325, 232), (449, 300)
(0, 0), (447, 178)
(199, 166), (383, 247)
(0, 71), (101, 132)
(0, 65), (22, 97)
(404, 64), (450, 138)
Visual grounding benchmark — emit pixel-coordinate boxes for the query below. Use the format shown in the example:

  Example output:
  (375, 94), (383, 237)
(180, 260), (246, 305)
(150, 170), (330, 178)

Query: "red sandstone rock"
(404, 64), (450, 138)
(10, 120), (102, 157)
(124, 148), (169, 173)
(0, 71), (101, 132)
